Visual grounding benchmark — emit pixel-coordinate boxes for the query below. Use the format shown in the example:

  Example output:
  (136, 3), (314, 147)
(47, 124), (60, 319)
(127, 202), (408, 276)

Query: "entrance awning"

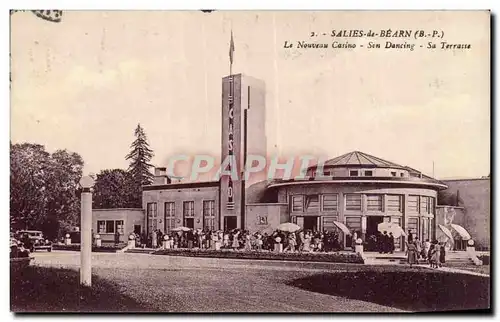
(333, 221), (351, 235)
(438, 224), (453, 240)
(450, 224), (471, 240)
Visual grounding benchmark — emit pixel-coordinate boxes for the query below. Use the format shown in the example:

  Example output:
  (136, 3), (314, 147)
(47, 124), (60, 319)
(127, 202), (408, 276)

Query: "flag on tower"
(229, 30), (235, 65)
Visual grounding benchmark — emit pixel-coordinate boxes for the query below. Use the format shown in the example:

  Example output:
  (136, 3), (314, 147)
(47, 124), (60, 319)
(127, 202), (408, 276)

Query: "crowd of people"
(406, 236), (447, 268)
(129, 228), (345, 253)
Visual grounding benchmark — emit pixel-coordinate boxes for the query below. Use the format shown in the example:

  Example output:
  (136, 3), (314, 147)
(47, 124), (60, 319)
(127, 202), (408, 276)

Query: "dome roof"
(315, 151), (406, 169)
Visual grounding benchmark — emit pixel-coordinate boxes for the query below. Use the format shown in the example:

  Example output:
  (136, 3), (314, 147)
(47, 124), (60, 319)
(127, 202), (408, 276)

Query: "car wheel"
(48, 247), (52, 252)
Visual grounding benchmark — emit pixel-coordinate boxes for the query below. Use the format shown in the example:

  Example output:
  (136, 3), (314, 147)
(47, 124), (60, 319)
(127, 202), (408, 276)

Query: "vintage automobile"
(16, 230), (53, 252)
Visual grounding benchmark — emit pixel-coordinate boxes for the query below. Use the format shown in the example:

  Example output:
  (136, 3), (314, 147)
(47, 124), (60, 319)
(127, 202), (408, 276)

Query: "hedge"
(52, 243), (127, 253)
(152, 248), (364, 264)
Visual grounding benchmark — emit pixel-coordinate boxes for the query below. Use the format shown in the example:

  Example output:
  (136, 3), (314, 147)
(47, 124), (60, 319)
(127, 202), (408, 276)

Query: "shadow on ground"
(11, 266), (152, 312)
(289, 268), (491, 312)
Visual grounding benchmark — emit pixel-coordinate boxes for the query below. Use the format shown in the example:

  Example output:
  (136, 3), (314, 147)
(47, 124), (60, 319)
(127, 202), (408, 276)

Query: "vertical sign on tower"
(227, 75), (235, 210)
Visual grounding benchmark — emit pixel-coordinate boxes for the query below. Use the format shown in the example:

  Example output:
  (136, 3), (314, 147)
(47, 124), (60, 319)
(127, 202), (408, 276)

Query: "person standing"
(352, 231), (358, 252)
(414, 237), (422, 261)
(151, 229), (158, 248)
(388, 232), (395, 254)
(423, 239), (431, 260)
(114, 230), (120, 246)
(382, 231), (389, 253)
(406, 241), (417, 268)
(439, 242), (446, 267)
(408, 230), (414, 244)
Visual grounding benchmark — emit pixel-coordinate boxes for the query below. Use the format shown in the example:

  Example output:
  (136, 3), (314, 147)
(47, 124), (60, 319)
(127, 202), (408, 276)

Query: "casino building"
(93, 73), (489, 251)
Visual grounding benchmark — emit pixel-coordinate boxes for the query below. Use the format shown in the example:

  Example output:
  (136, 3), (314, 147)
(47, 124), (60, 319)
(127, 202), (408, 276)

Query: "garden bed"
(153, 248), (364, 264)
(53, 243), (127, 253)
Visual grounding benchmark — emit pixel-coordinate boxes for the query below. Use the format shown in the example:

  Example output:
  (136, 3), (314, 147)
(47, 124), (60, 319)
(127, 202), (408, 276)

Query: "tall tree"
(125, 124), (154, 207)
(10, 143), (84, 239)
(93, 169), (136, 209)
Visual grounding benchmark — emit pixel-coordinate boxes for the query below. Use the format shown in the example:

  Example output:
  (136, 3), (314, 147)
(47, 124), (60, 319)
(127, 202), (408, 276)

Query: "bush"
(52, 243), (127, 253)
(152, 248), (364, 264)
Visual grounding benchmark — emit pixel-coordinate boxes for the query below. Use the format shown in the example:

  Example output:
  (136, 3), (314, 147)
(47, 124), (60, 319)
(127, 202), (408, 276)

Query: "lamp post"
(79, 175), (95, 287)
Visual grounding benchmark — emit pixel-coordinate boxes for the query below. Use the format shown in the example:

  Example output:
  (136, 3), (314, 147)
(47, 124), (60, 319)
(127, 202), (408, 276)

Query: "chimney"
(153, 167), (171, 185)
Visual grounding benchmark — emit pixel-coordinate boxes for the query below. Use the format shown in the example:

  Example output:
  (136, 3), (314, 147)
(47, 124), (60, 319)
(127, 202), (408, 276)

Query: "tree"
(125, 124), (154, 207)
(10, 143), (84, 239)
(92, 169), (137, 209)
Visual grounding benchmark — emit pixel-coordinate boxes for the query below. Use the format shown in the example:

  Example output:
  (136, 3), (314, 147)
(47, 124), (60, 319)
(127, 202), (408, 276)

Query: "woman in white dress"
(303, 232), (311, 252)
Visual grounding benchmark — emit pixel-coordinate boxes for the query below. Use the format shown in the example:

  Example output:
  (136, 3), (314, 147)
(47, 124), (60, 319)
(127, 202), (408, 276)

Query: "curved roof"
(310, 151), (407, 169)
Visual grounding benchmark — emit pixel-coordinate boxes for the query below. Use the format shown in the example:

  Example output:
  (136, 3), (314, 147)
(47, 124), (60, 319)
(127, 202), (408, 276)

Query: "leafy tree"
(125, 124), (154, 207)
(92, 169), (137, 209)
(10, 143), (84, 239)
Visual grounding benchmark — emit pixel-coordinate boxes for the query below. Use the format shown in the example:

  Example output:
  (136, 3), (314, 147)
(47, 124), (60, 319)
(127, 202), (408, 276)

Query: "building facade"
(92, 208), (144, 244)
(261, 151), (447, 250)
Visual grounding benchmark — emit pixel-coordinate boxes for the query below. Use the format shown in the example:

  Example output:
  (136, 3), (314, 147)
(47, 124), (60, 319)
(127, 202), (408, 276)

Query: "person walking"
(408, 230), (414, 244)
(151, 229), (158, 248)
(382, 231), (389, 253)
(414, 237), (422, 262)
(114, 230), (120, 246)
(288, 233), (297, 252)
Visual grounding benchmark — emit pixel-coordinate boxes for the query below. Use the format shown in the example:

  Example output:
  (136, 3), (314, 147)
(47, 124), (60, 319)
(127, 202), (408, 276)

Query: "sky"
(10, 10), (490, 179)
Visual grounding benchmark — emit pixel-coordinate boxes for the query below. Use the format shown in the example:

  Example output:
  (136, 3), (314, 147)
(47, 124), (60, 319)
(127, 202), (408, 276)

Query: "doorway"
(134, 225), (141, 235)
(303, 216), (318, 231)
(184, 218), (194, 229)
(224, 216), (237, 231)
(366, 216), (384, 251)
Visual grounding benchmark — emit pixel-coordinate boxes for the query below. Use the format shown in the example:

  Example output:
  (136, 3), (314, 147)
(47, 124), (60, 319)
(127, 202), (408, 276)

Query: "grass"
(289, 266), (491, 312)
(10, 266), (152, 312)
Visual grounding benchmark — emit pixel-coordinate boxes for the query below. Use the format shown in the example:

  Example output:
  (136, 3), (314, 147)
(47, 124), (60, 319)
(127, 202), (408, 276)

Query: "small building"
(92, 208), (144, 244)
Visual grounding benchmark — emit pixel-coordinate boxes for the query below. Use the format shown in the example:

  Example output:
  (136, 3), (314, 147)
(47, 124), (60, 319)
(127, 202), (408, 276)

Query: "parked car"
(16, 230), (52, 252)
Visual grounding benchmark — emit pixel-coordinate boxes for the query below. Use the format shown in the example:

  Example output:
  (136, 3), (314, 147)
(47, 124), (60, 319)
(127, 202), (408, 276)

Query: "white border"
(2, 1), (497, 321)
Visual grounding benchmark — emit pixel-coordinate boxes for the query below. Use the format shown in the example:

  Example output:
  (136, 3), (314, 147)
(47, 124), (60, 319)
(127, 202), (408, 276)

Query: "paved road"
(31, 251), (404, 312)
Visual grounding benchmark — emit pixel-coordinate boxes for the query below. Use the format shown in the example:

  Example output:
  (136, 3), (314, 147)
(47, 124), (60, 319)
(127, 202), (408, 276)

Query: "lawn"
(289, 266), (491, 312)
(10, 266), (152, 312)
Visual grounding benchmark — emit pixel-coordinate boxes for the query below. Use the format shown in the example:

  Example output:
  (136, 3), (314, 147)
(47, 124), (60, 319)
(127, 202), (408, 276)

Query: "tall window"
(147, 202), (158, 233)
(97, 220), (106, 234)
(203, 200), (215, 231)
(429, 197), (435, 214)
(115, 220), (124, 234)
(407, 195), (419, 213)
(305, 195), (319, 211)
(420, 196), (429, 214)
(291, 195), (304, 212)
(106, 220), (115, 233)
(322, 194), (339, 211)
(164, 202), (175, 234)
(345, 194), (362, 211)
(386, 195), (402, 212)
(408, 217), (419, 236)
(366, 194), (383, 211)
(183, 201), (195, 217)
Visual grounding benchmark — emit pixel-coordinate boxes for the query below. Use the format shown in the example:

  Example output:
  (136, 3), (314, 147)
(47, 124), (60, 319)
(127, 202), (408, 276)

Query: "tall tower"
(220, 73), (266, 230)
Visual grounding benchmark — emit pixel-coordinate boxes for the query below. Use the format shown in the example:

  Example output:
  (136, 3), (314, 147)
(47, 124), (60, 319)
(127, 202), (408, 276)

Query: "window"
(345, 217), (362, 247)
(345, 194), (362, 211)
(408, 217), (419, 236)
(364, 170), (373, 176)
(429, 197), (435, 214)
(408, 195), (419, 213)
(386, 195), (402, 212)
(349, 170), (359, 177)
(106, 220), (115, 233)
(183, 201), (195, 217)
(391, 171), (397, 177)
(97, 220), (122, 234)
(291, 195), (304, 212)
(420, 196), (429, 214)
(147, 202), (158, 233)
(115, 220), (124, 234)
(97, 220), (105, 234)
(203, 200), (215, 231)
(305, 195), (319, 211)
(322, 194), (339, 211)
(366, 194), (383, 211)
(400, 173), (404, 177)
(164, 202), (175, 234)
